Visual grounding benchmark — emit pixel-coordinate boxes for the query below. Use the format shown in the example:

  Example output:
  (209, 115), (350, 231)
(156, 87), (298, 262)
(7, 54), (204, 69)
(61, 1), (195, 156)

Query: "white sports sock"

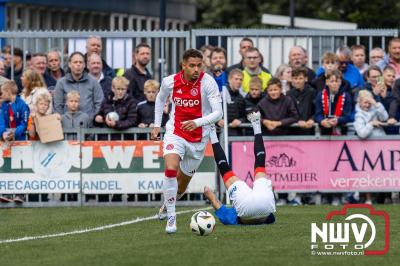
(251, 120), (261, 135)
(163, 177), (178, 216)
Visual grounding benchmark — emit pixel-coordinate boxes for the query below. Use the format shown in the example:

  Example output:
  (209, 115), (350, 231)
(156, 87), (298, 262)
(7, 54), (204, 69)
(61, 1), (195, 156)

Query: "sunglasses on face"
(339, 60), (351, 65)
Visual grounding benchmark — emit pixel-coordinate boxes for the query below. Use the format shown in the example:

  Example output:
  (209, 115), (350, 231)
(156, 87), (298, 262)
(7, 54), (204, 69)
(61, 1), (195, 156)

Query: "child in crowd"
(314, 69), (353, 136)
(137, 79), (168, 128)
(244, 76), (265, 115)
(287, 67), (316, 135)
(354, 90), (388, 139)
(383, 66), (396, 90)
(61, 90), (91, 131)
(94, 76), (137, 130)
(27, 90), (58, 140)
(274, 64), (292, 95)
(0, 80), (30, 141)
(257, 78), (299, 135)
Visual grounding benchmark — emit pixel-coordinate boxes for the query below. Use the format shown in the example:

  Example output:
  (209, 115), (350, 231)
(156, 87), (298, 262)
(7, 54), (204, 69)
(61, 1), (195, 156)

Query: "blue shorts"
(215, 205), (239, 225)
(214, 205), (276, 225)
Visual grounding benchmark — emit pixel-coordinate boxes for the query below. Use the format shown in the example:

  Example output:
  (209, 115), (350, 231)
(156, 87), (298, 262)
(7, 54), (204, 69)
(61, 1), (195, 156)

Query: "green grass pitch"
(0, 205), (398, 265)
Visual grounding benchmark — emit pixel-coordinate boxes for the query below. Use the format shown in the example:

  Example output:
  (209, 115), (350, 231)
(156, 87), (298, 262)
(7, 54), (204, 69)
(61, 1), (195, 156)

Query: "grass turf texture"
(0, 205), (398, 266)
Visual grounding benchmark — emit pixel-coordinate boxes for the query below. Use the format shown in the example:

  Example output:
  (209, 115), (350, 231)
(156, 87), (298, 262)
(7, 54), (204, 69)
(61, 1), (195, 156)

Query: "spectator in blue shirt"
(0, 80), (30, 141)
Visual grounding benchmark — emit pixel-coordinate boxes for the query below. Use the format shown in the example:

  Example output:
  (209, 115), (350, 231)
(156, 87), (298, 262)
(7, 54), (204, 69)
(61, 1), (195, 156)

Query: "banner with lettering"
(232, 140), (400, 192)
(0, 141), (215, 193)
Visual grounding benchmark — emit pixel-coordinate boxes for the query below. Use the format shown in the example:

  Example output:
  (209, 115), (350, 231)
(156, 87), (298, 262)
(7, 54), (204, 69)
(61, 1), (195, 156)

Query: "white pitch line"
(0, 207), (212, 244)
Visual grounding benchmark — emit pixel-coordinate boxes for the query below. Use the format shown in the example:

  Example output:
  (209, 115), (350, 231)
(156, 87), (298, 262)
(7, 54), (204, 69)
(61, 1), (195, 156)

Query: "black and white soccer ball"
(190, 211), (216, 236)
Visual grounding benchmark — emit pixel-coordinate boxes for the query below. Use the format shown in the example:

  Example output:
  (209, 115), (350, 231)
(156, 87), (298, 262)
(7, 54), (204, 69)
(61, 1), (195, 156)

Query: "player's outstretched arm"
(153, 77), (172, 132)
(203, 186), (222, 210)
(193, 76), (223, 127)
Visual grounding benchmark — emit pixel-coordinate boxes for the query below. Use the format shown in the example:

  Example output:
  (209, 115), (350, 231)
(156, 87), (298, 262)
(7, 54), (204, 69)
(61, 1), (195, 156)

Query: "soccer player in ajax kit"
(204, 111), (276, 225)
(151, 49), (222, 233)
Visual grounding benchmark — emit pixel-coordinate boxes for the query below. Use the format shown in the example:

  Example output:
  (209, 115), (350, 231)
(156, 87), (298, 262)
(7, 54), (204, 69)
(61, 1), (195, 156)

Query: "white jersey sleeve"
(154, 75), (174, 127)
(193, 74), (223, 127)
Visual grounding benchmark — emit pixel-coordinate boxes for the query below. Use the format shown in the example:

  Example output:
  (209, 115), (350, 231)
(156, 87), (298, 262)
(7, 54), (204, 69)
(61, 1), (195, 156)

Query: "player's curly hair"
(182, 49), (203, 62)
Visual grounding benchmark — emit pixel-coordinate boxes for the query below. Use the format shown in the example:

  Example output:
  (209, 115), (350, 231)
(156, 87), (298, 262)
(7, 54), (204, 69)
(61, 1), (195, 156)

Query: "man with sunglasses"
(336, 46), (365, 91)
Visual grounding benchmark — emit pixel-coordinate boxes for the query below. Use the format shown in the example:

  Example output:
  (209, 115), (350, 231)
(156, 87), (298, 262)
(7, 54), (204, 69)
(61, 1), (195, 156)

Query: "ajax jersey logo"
(190, 88), (198, 96)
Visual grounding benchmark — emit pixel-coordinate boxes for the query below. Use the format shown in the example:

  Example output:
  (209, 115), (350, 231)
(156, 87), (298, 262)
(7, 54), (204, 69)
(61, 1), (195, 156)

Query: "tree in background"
(196, 0), (400, 28)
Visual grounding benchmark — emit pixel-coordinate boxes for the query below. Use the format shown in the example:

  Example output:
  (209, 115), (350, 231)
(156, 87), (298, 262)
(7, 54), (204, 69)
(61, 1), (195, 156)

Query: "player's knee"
(164, 154), (180, 169)
(165, 161), (179, 172)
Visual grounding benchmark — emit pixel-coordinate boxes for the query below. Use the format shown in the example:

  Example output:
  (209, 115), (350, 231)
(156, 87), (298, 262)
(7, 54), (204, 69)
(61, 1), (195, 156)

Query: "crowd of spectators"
(1, 35), (400, 205)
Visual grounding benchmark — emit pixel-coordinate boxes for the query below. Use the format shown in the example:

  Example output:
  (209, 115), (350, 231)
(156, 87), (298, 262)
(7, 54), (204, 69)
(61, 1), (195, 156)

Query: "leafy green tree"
(195, 0), (400, 28)
(196, 0), (264, 28)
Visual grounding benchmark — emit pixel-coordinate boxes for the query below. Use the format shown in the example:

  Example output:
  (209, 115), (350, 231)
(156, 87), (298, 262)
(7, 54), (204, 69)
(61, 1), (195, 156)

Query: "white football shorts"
(228, 178), (276, 219)
(162, 132), (208, 176)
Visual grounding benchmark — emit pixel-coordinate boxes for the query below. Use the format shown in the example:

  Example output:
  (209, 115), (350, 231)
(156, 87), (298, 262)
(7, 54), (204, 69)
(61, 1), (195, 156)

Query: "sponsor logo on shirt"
(173, 97), (200, 107)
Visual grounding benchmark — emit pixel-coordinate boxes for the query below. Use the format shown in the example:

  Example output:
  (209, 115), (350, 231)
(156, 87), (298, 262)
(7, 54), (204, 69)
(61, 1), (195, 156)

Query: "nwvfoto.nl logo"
(310, 204), (390, 256)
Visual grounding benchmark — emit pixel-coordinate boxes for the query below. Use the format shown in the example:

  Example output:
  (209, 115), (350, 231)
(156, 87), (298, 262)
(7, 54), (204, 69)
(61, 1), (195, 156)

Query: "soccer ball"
(190, 211), (216, 236)
(106, 112), (119, 121)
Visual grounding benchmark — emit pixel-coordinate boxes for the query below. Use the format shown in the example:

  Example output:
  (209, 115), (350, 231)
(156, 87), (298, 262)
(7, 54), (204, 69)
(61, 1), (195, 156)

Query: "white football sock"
(163, 177), (178, 216)
(251, 120), (261, 135)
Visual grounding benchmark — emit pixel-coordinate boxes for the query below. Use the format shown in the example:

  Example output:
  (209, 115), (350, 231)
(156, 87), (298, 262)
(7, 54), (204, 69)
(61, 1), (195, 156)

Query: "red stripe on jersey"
(172, 70), (204, 142)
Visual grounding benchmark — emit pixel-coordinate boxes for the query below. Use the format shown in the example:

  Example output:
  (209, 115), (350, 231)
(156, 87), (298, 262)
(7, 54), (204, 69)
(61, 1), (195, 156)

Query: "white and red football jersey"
(154, 70), (222, 142)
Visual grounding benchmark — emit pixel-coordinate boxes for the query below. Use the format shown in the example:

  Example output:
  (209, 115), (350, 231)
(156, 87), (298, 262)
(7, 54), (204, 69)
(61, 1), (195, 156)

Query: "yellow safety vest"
(242, 69), (272, 93)
(116, 68), (125, 77)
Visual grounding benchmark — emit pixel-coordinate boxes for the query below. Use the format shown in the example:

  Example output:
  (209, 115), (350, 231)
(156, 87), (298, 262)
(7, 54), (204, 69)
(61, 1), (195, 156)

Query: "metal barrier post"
(222, 86), (231, 204)
(79, 124), (83, 207)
